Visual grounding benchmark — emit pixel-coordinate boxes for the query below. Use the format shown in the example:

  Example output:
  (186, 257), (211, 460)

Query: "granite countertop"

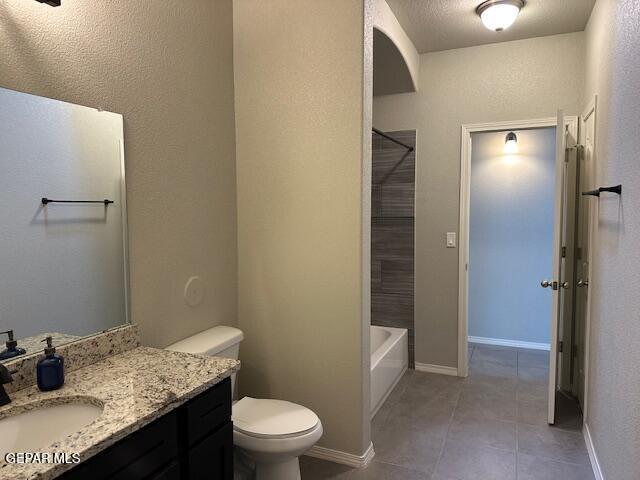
(0, 346), (240, 480)
(12, 333), (82, 357)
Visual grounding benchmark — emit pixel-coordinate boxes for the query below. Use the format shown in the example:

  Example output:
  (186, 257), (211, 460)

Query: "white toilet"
(167, 326), (323, 480)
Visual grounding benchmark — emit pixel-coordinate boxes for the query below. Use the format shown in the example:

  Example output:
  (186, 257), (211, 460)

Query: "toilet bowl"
(232, 397), (322, 479)
(166, 326), (322, 480)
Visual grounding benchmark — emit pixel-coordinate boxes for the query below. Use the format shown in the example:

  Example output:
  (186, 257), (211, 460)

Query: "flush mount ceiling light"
(504, 131), (518, 153)
(35, 0), (61, 6)
(476, 0), (524, 32)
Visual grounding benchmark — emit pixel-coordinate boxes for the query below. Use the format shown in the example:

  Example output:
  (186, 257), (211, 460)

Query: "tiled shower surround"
(371, 130), (416, 367)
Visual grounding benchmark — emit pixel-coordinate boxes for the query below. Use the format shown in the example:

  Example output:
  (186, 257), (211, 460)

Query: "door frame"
(457, 116), (579, 378)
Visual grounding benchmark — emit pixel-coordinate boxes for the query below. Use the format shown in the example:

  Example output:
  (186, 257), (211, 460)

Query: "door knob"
(577, 279), (589, 288)
(540, 280), (564, 290)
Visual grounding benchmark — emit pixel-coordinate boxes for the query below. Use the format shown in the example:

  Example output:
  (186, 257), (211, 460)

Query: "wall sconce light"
(476, 0), (524, 32)
(504, 131), (518, 154)
(36, 0), (61, 6)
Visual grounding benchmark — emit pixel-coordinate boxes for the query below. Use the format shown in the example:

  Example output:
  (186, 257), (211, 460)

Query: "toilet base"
(233, 418), (323, 480)
(256, 457), (300, 480)
(233, 449), (255, 480)
(234, 449), (301, 480)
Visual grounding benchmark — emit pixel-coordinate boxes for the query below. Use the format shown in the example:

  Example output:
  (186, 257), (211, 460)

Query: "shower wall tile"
(371, 130), (416, 367)
(380, 260), (414, 295)
(371, 293), (413, 328)
(371, 132), (416, 185)
(378, 184), (415, 217)
(371, 152), (416, 184)
(408, 329), (415, 368)
(372, 260), (382, 291)
(372, 219), (414, 260)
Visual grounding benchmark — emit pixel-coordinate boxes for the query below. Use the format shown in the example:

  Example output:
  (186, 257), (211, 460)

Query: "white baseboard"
(468, 335), (550, 351)
(583, 423), (604, 480)
(305, 441), (375, 468)
(414, 362), (458, 376)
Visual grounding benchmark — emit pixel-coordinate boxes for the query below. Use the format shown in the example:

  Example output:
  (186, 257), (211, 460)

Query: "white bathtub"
(370, 325), (408, 417)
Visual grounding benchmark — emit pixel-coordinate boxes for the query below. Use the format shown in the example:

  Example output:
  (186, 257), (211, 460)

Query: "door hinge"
(561, 246), (567, 258)
(559, 341), (564, 353)
(572, 344), (578, 357)
(577, 247), (582, 260)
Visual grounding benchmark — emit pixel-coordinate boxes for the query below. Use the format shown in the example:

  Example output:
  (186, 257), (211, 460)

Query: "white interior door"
(574, 101), (596, 410)
(559, 146), (580, 393)
(547, 110), (567, 424)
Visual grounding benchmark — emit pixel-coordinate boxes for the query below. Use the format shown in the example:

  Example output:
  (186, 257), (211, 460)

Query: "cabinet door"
(186, 377), (231, 446)
(188, 423), (233, 480)
(61, 412), (179, 480)
(149, 461), (181, 480)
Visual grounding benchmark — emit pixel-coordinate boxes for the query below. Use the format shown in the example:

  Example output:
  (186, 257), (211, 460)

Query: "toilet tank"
(166, 326), (244, 359)
(166, 326), (244, 396)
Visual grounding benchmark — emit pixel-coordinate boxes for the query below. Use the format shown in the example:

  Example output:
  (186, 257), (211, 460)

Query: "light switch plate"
(446, 232), (457, 248)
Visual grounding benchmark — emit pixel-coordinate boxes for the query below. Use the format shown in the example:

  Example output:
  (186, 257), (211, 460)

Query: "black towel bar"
(41, 197), (114, 205)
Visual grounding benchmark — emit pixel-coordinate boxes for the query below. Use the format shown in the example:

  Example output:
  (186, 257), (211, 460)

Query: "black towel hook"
(582, 185), (622, 197)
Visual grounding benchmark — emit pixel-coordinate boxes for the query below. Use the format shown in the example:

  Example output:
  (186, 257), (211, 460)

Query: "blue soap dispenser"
(0, 330), (26, 360)
(37, 336), (65, 391)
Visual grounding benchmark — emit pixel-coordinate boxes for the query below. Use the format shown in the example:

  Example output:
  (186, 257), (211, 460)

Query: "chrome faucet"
(0, 363), (15, 406)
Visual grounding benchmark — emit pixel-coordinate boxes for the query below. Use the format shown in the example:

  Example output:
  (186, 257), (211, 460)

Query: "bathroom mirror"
(0, 87), (129, 361)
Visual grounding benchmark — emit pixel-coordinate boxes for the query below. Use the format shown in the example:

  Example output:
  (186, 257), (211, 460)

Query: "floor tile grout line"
(431, 375), (463, 478)
(516, 349), (520, 479)
(515, 449), (592, 468)
(515, 409), (520, 479)
(370, 459), (433, 478)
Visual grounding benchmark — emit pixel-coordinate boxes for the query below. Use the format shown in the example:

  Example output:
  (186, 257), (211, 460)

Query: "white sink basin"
(0, 401), (103, 458)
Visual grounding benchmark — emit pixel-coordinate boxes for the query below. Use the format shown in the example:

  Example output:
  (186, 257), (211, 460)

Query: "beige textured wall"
(234, 0), (369, 455)
(374, 33), (584, 367)
(582, 1), (640, 478)
(0, 0), (238, 347)
(361, 0), (374, 454)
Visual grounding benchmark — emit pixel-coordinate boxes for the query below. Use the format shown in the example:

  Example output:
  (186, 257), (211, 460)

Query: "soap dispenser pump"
(0, 330), (26, 361)
(37, 336), (65, 391)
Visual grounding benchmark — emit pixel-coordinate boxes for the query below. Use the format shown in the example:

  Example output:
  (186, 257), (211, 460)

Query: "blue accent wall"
(469, 128), (556, 345)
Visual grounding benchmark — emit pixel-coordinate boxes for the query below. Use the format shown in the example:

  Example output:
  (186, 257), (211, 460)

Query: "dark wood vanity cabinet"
(61, 377), (233, 480)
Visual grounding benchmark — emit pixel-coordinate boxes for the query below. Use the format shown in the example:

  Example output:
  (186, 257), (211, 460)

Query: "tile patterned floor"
(301, 343), (593, 480)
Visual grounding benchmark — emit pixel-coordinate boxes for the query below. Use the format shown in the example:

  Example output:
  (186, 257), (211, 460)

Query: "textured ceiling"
(385, 0), (595, 53)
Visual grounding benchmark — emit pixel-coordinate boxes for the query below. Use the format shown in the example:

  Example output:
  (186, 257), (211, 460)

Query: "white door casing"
(458, 116), (578, 390)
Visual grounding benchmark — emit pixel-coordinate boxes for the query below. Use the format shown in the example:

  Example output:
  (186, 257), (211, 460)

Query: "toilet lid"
(232, 397), (319, 438)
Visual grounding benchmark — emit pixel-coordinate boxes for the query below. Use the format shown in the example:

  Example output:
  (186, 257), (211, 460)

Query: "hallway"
(301, 343), (593, 479)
